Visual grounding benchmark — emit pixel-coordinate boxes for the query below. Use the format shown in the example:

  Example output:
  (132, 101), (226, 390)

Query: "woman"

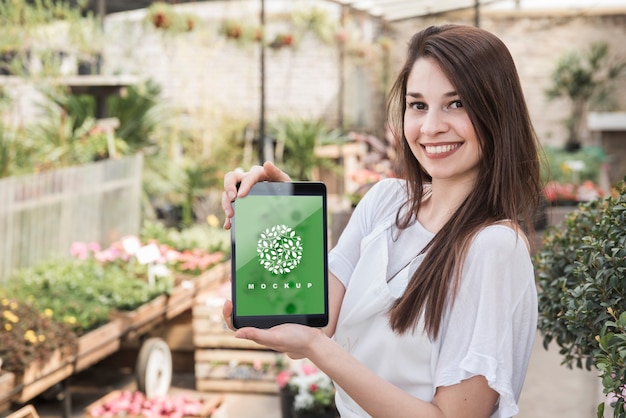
(221, 24), (541, 418)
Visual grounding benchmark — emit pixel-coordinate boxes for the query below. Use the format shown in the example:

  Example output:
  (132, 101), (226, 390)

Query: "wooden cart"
(0, 262), (230, 418)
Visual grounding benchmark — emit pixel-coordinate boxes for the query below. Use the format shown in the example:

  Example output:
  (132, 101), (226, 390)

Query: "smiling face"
(403, 57), (482, 186)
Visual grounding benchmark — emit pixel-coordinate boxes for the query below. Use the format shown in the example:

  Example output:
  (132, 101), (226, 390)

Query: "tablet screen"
(230, 182), (328, 329)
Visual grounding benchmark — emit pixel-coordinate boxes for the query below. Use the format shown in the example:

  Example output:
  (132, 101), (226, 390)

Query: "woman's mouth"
(423, 143), (462, 156)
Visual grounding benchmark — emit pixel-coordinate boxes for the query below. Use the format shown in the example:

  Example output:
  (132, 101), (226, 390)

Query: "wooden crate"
(0, 372), (15, 412)
(110, 294), (168, 341)
(194, 349), (281, 394)
(193, 301), (266, 350)
(192, 262), (282, 394)
(13, 349), (74, 403)
(194, 262), (230, 293)
(165, 279), (196, 320)
(84, 390), (224, 418)
(75, 319), (123, 372)
(6, 405), (39, 418)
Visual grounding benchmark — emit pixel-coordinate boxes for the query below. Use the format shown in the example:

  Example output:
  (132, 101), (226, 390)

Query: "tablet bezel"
(230, 181), (329, 329)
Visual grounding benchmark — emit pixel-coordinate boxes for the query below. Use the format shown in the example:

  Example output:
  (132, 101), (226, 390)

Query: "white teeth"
(424, 144), (461, 154)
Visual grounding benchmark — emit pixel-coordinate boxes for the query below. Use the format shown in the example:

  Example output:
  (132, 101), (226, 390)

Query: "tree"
(546, 42), (626, 151)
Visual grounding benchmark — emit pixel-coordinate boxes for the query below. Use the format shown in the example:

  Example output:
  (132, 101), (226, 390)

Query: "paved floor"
(517, 331), (603, 418)
(26, 329), (604, 418)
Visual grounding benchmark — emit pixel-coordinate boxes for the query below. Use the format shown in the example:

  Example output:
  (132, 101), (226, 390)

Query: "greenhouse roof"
(82, 0), (626, 19)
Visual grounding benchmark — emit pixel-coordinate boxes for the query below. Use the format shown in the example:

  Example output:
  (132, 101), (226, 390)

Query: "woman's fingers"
(221, 162), (291, 230)
(263, 161), (292, 182)
(222, 299), (235, 331)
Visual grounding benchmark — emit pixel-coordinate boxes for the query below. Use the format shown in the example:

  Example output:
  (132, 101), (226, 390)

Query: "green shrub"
(534, 178), (626, 417)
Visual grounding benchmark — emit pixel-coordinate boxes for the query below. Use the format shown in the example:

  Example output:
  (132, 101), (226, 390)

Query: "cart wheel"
(135, 337), (172, 398)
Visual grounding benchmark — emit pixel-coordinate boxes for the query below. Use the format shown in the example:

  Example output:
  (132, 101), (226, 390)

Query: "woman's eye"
(408, 101), (426, 110)
(449, 100), (463, 109)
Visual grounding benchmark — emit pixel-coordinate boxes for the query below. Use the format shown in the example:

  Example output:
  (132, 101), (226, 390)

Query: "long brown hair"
(386, 25), (541, 338)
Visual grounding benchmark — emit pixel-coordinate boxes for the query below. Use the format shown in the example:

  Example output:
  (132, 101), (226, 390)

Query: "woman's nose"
(420, 109), (448, 136)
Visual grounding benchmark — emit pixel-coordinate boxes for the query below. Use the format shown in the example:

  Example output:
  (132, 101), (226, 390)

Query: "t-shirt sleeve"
(431, 226), (538, 418)
(328, 178), (405, 288)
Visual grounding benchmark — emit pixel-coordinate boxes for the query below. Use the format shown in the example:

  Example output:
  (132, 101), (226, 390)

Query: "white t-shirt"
(328, 178), (537, 418)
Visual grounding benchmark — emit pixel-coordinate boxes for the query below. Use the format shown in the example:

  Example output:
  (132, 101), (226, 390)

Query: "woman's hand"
(221, 161), (291, 229)
(222, 299), (317, 359)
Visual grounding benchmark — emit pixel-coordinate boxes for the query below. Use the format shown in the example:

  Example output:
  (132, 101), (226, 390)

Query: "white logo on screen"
(257, 224), (303, 274)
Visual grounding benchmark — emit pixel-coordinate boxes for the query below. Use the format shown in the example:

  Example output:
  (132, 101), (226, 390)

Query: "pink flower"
(301, 362), (319, 376)
(70, 242), (89, 259)
(276, 370), (294, 389)
(351, 168), (381, 185)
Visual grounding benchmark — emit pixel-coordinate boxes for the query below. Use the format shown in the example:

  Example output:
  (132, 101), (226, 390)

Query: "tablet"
(230, 181), (329, 329)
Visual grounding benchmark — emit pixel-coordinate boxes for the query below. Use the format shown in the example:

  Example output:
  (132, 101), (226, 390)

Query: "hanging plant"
(253, 26), (264, 43)
(181, 12), (199, 32)
(376, 35), (393, 53)
(220, 19), (244, 40)
(146, 2), (175, 30)
(145, 2), (199, 33)
(269, 33), (294, 50)
(291, 5), (336, 44)
(334, 27), (349, 45)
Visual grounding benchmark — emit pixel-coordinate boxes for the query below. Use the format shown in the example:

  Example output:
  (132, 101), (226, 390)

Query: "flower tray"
(110, 294), (169, 341)
(13, 348), (73, 403)
(75, 319), (124, 372)
(84, 390), (224, 418)
(193, 261), (230, 293)
(0, 372), (15, 412)
(165, 278), (196, 320)
(194, 348), (280, 394)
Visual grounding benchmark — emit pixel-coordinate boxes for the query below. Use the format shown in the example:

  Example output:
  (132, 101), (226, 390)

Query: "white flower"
(152, 264), (171, 278)
(121, 236), (142, 255)
(136, 243), (160, 265)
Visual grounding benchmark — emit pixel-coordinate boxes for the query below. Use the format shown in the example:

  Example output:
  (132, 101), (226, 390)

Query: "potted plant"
(145, 2), (199, 34)
(0, 26), (27, 75)
(71, 14), (105, 75)
(534, 177), (626, 417)
(277, 360), (338, 418)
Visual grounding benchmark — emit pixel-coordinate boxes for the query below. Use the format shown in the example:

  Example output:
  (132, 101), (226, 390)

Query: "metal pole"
(259, 0), (273, 163)
(474, 0), (480, 27)
(338, 6), (346, 130)
(97, 0), (106, 19)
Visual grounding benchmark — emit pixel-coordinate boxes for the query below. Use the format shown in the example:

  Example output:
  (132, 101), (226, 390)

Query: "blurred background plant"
(272, 118), (347, 181)
(541, 145), (607, 204)
(546, 42), (626, 152)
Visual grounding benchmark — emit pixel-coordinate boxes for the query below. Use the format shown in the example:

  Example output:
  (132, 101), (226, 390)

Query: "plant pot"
(0, 50), (29, 76)
(292, 409), (338, 418)
(78, 53), (102, 75)
(279, 386), (296, 418)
